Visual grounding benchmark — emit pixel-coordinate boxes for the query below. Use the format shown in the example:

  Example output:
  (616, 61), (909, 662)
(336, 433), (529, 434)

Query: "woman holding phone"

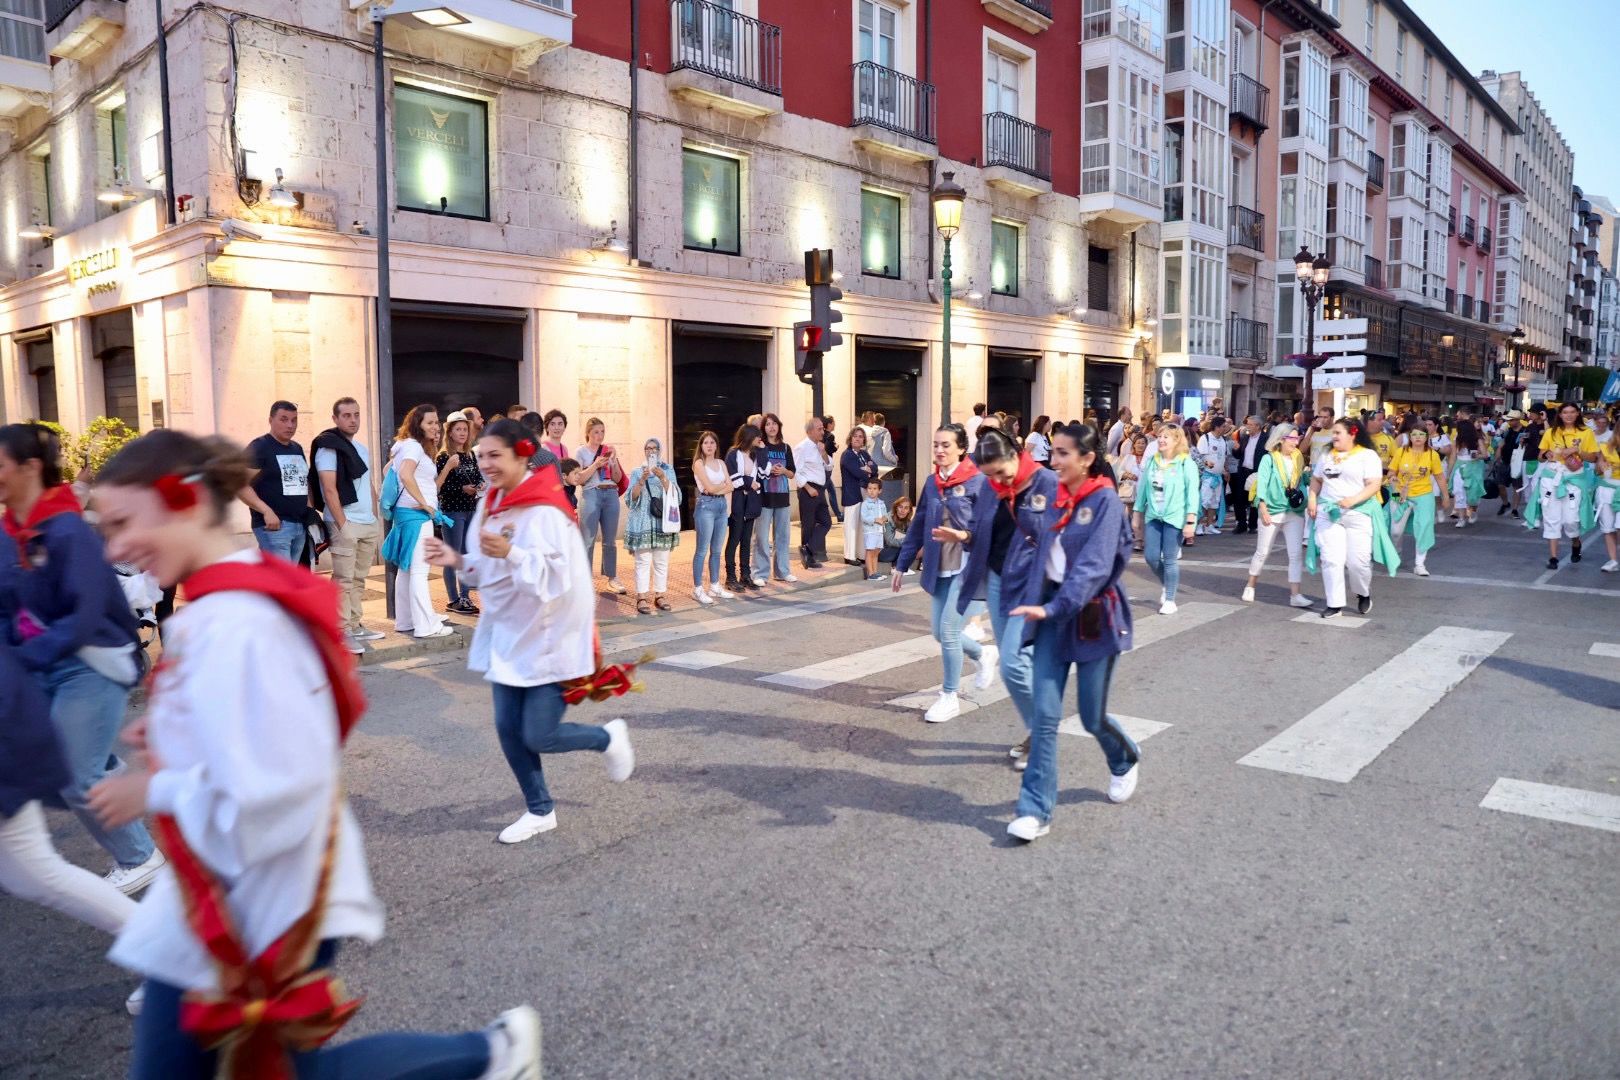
(575, 418), (627, 594)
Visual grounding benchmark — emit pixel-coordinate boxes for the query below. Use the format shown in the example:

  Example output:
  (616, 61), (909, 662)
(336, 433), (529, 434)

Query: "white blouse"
(1313, 447), (1384, 507)
(392, 439), (439, 511)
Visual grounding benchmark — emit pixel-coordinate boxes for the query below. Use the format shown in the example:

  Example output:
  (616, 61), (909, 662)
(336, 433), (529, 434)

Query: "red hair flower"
(154, 473), (202, 512)
(514, 437), (538, 458)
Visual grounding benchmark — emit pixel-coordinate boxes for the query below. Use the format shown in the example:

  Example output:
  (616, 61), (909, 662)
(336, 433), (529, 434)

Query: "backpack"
(379, 464), (401, 521)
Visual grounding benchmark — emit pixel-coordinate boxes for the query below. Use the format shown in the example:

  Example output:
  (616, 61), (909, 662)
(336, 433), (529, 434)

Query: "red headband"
(154, 473), (204, 511)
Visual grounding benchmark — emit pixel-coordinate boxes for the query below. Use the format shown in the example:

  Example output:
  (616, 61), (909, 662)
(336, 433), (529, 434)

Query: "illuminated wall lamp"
(413, 7), (470, 26)
(18, 223), (55, 243)
(266, 168), (299, 209)
(98, 167), (137, 205)
(592, 220), (629, 254)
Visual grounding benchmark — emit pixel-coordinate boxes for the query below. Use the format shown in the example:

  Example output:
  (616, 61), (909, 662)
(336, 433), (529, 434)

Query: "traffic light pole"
(940, 233), (954, 425)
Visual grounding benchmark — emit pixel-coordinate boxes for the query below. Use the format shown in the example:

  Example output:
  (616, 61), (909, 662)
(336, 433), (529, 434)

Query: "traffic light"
(795, 249), (844, 387)
(810, 280), (844, 354)
(793, 320), (823, 378)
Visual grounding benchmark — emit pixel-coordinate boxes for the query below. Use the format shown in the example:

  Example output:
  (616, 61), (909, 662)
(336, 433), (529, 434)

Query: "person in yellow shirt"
(1367, 414), (1398, 469)
(1597, 439), (1620, 573)
(1386, 427), (1449, 577)
(1539, 403), (1599, 463)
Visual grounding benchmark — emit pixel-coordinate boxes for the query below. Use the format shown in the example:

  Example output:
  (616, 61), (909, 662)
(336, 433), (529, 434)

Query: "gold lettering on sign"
(86, 281), (118, 297)
(68, 247), (121, 284)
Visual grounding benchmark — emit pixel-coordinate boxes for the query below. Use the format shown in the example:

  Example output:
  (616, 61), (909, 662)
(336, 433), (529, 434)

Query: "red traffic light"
(798, 324), (824, 351)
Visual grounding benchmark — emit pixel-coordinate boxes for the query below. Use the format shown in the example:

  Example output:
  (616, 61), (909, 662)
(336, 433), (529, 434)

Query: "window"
(1280, 39), (1329, 146)
(986, 50), (1021, 118)
(0, 0), (45, 64)
(1363, 0), (1376, 57)
(1081, 60), (1163, 205)
(1442, 76), (1453, 127)
(394, 84), (489, 219)
(682, 148), (741, 254)
(23, 336), (56, 424)
(1420, 51), (1431, 104)
(858, 0), (899, 70)
(1088, 244), (1112, 310)
(1463, 96), (1472, 143)
(107, 102), (127, 177)
(990, 220), (1020, 296)
(860, 189), (901, 278)
(28, 147), (51, 227)
(1395, 27), (1406, 81)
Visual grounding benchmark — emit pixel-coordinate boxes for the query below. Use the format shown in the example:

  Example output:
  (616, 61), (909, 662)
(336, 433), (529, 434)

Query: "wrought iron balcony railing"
(1228, 204), (1264, 252)
(671, 0), (782, 96)
(1461, 216), (1476, 244)
(1230, 72), (1269, 131)
(1363, 255), (1383, 290)
(1366, 150), (1385, 190)
(984, 112), (1052, 182)
(1227, 314), (1269, 362)
(851, 61), (936, 142)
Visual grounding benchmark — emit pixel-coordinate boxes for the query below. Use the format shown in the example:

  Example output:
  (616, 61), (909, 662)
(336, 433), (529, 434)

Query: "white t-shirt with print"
(1313, 447), (1384, 507)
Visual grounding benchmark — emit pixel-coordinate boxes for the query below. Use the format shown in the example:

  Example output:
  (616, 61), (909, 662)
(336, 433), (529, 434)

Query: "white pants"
(1247, 513), (1305, 583)
(1451, 467), (1469, 506)
(843, 505), (862, 564)
(1600, 497), (1619, 534)
(0, 802), (136, 934)
(1317, 510), (1373, 609)
(1538, 474), (1583, 540)
(395, 529), (446, 637)
(635, 548), (670, 594)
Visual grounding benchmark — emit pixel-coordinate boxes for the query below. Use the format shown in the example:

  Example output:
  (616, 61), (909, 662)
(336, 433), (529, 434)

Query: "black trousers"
(798, 487), (831, 562)
(725, 514), (755, 581)
(1231, 469), (1257, 530)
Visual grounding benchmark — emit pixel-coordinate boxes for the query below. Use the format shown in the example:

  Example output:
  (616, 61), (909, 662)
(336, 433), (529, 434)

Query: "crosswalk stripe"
(1480, 778), (1620, 833)
(760, 635), (942, 690)
(653, 651), (746, 671)
(1590, 643), (1620, 659)
(1291, 612), (1369, 629)
(1059, 714), (1171, 743)
(1237, 626), (1512, 783)
(602, 585), (895, 656)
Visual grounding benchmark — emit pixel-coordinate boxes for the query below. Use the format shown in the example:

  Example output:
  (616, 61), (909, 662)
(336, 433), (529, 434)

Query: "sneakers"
(1603, 560), (1620, 573)
(963, 622), (989, 643)
(105, 850), (166, 896)
(973, 645), (999, 691)
(1009, 736), (1031, 772)
(1108, 763), (1140, 804)
(603, 719), (634, 782)
(1159, 589), (1167, 605)
(447, 598), (480, 615)
(1497, 504), (1509, 516)
(1194, 525), (1207, 536)
(1158, 599), (1178, 616)
(1356, 594), (1372, 615)
(606, 579), (627, 595)
(1454, 517), (1467, 528)
(417, 624), (456, 640)
(1572, 541), (1583, 563)
(924, 692), (961, 724)
(752, 576), (768, 588)
(1241, 586), (1255, 603)
(711, 583), (735, 599)
(126, 985), (145, 1017)
(780, 574), (799, 583)
(1288, 594), (1315, 609)
(351, 627), (385, 642)
(1321, 607), (1343, 620)
(1207, 526), (1222, 536)
(1414, 561), (1430, 577)
(1511, 509), (1520, 519)
(866, 572), (886, 581)
(480, 1005), (543, 1080)
(1007, 816), (1050, 843)
(1547, 556), (1560, 570)
(345, 637), (366, 655)
(695, 589), (715, 606)
(497, 811), (557, 845)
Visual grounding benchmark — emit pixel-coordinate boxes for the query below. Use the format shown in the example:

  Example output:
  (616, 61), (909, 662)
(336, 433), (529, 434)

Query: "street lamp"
(1506, 326), (1528, 407)
(1292, 245), (1332, 420)
(932, 171), (966, 425)
(1439, 332), (1456, 413)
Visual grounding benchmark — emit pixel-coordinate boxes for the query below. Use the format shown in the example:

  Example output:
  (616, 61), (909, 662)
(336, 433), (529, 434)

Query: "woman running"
(1133, 424), (1199, 614)
(1386, 425), (1449, 578)
(892, 424), (996, 725)
(1308, 418), (1400, 618)
(1240, 424), (1313, 607)
(425, 419), (636, 844)
(1446, 419), (1487, 528)
(88, 429), (543, 1079)
(1006, 423), (1140, 843)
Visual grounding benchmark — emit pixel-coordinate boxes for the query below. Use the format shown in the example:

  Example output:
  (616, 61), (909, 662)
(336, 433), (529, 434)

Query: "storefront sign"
(68, 247), (122, 295)
(395, 84), (489, 219)
(1159, 368), (1175, 396)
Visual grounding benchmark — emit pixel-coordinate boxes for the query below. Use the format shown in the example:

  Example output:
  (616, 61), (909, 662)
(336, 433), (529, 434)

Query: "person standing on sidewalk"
(839, 426), (876, 567)
(753, 414), (796, 584)
(822, 416), (844, 528)
(690, 431), (733, 606)
(725, 424), (764, 592)
(794, 417), (832, 570)
(239, 400), (311, 564)
(624, 438), (680, 615)
(436, 411), (484, 616)
(383, 405), (453, 640)
(311, 397), (382, 655)
(575, 418), (628, 595)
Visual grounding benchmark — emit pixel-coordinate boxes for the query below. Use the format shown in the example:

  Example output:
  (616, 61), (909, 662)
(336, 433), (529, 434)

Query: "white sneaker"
(1159, 589), (1167, 605)
(1289, 594), (1314, 609)
(781, 574), (799, 583)
(125, 984), (145, 1017)
(1454, 517), (1466, 528)
(1108, 763), (1140, 804)
(352, 627), (386, 641)
(417, 624), (455, 639)
(1158, 600), (1178, 616)
(963, 622), (988, 643)
(1195, 525), (1207, 536)
(606, 579), (627, 595)
(497, 811), (556, 845)
(1414, 561), (1431, 577)
(105, 850), (165, 896)
(480, 1005), (542, 1080)
(752, 576), (768, 587)
(1602, 560), (1620, 573)
(973, 645), (999, 691)
(345, 638), (366, 655)
(603, 718), (634, 782)
(711, 583), (735, 599)
(924, 692), (961, 724)
(1208, 526), (1222, 536)
(1007, 816), (1049, 842)
(695, 589), (714, 606)
(1240, 586), (1255, 603)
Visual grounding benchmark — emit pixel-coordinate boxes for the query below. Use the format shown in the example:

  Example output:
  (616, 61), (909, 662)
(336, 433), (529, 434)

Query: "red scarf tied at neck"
(485, 462), (576, 522)
(1052, 474), (1116, 531)
(933, 456), (981, 491)
(3, 484), (82, 564)
(986, 452), (1040, 502)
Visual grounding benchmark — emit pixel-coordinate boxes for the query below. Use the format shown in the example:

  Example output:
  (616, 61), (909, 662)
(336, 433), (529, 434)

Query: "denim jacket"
(1010, 486), (1134, 664)
(956, 468), (1059, 616)
(894, 467), (990, 594)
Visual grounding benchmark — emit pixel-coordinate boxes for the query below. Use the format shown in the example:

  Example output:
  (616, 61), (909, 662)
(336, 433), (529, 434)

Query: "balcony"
(1230, 73), (1269, 132)
(1477, 301), (1491, 324)
(1366, 151), (1385, 191)
(0, 4), (50, 115)
(669, 0), (781, 118)
(1479, 225), (1492, 252)
(981, 0), (1053, 34)
(850, 62), (935, 161)
(1363, 255), (1384, 290)
(1081, 0), (1164, 57)
(1461, 216), (1476, 245)
(44, 0), (122, 60)
(984, 112), (1052, 196)
(1228, 205), (1264, 257)
(1227, 314), (1269, 363)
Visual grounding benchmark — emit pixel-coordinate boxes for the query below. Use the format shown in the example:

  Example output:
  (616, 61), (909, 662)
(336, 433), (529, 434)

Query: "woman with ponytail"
(88, 429), (542, 1079)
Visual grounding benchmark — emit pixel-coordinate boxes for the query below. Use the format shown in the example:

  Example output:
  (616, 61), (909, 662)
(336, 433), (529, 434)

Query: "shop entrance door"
(855, 339), (922, 502)
(1084, 359), (1128, 424)
(90, 309), (138, 430)
(987, 351), (1036, 434)
(389, 303), (524, 435)
(671, 325), (767, 529)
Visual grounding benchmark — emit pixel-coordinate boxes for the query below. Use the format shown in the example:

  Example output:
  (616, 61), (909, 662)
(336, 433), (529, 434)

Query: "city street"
(3, 510), (1618, 1079)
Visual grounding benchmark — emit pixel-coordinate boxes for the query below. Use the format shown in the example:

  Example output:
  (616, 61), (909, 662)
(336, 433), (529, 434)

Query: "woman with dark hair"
(840, 426), (876, 567)
(752, 413), (796, 585)
(1446, 419), (1487, 527)
(436, 411), (482, 615)
(383, 404), (452, 639)
(892, 424), (995, 724)
(89, 429), (544, 1076)
(540, 409), (569, 464)
(959, 428), (1059, 770)
(725, 424), (764, 592)
(1006, 423), (1140, 842)
(1528, 403), (1598, 569)
(1308, 417), (1399, 619)
(1025, 415), (1052, 466)
(0, 423), (161, 894)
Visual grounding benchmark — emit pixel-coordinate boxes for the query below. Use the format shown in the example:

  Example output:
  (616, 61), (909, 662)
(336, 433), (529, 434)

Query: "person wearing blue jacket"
(0, 423), (161, 894)
(892, 424), (996, 724)
(839, 427), (876, 566)
(958, 429), (1059, 770)
(1008, 422), (1141, 843)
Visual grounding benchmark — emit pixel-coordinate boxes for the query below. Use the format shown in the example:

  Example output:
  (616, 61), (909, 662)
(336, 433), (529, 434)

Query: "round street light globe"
(931, 172), (966, 240)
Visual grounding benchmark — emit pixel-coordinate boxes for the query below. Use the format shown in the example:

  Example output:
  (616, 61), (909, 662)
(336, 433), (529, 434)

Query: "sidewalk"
(353, 515), (863, 665)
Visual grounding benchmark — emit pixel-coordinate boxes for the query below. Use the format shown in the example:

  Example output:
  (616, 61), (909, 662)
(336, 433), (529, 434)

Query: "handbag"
(1509, 445), (1525, 480)
(661, 492), (681, 535)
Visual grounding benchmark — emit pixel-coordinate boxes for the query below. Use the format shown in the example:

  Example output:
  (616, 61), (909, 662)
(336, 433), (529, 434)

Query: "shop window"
(682, 148), (741, 255)
(860, 189), (901, 279)
(394, 84), (489, 220)
(24, 336), (57, 424)
(990, 220), (1020, 297)
(1088, 244), (1112, 311)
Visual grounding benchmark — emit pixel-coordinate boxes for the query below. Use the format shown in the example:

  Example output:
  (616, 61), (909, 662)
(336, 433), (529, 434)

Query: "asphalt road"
(4, 502), (1618, 1079)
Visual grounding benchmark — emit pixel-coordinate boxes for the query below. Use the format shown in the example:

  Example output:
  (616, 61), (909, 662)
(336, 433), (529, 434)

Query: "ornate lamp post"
(931, 172), (966, 425)
(1505, 326), (1528, 408)
(1292, 245), (1332, 418)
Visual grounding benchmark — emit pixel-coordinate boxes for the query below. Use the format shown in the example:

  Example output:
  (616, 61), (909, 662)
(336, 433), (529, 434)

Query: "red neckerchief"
(933, 457), (981, 492)
(485, 464), (575, 522)
(986, 453), (1040, 503)
(3, 485), (82, 564)
(1052, 475), (1116, 531)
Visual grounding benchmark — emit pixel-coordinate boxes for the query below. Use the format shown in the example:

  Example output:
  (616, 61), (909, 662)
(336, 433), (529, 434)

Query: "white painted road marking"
(1480, 778), (1620, 833)
(603, 585), (897, 656)
(653, 651), (747, 671)
(1059, 714), (1172, 743)
(1291, 612), (1369, 629)
(1238, 626), (1512, 783)
(1590, 643), (1620, 659)
(761, 634), (942, 690)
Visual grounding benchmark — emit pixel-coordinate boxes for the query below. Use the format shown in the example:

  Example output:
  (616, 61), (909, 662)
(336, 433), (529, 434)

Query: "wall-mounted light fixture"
(266, 168), (299, 209)
(593, 220), (629, 254)
(412, 7), (470, 26)
(98, 167), (137, 205)
(18, 223), (55, 243)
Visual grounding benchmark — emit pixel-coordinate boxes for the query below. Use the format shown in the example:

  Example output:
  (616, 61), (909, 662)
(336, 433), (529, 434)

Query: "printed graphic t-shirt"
(246, 434), (309, 529)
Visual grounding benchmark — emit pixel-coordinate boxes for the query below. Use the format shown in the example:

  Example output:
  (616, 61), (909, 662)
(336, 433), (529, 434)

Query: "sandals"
(636, 596), (653, 615)
(654, 594), (674, 612)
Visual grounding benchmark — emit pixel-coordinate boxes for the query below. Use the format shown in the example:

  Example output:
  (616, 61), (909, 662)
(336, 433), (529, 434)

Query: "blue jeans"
(440, 510), (476, 603)
(752, 504), (792, 579)
(44, 657), (153, 868)
(492, 682), (611, 816)
(131, 941), (491, 1079)
(692, 495), (727, 587)
(1142, 518), (1184, 601)
(1019, 625), (1138, 823)
(985, 570), (1035, 729)
(927, 573), (983, 694)
(252, 521), (307, 565)
(579, 485), (620, 580)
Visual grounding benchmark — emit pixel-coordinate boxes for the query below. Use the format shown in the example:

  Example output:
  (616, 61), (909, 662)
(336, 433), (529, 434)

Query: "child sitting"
(859, 478), (889, 580)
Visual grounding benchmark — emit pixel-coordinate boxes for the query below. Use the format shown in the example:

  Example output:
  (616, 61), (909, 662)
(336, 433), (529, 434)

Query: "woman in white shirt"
(89, 428), (542, 1079)
(1309, 418), (1390, 619)
(386, 405), (452, 639)
(1025, 415), (1052, 466)
(690, 430), (733, 605)
(427, 419), (635, 846)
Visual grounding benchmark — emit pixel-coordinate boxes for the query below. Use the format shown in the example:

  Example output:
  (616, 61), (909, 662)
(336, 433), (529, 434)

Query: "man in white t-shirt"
(964, 403), (986, 447)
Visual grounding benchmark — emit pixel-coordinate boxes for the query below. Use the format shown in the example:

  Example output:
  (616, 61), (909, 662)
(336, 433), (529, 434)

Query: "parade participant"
(436, 411), (484, 616)
(959, 430), (1059, 770)
(857, 477), (888, 580)
(1366, 414), (1398, 473)
(1540, 403), (1599, 464)
(1596, 434), (1620, 572)
(576, 417), (628, 595)
(1006, 423), (1139, 842)
(1386, 426), (1448, 577)
(1240, 425), (1313, 607)
(892, 425), (996, 724)
(1132, 424), (1199, 615)
(1446, 419), (1487, 528)
(0, 423), (162, 894)
(840, 427), (876, 568)
(89, 429), (543, 1078)
(1306, 407), (1336, 466)
(1524, 438), (1595, 569)
(1593, 411), (1613, 447)
(724, 424), (763, 593)
(1495, 410), (1528, 517)
(1308, 418), (1399, 618)
(690, 430), (732, 605)
(625, 437), (680, 614)
(1194, 420), (1228, 535)
(753, 414), (796, 585)
(383, 405), (454, 639)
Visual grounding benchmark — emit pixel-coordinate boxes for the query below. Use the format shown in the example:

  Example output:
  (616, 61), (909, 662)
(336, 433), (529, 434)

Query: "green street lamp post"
(932, 172), (966, 425)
